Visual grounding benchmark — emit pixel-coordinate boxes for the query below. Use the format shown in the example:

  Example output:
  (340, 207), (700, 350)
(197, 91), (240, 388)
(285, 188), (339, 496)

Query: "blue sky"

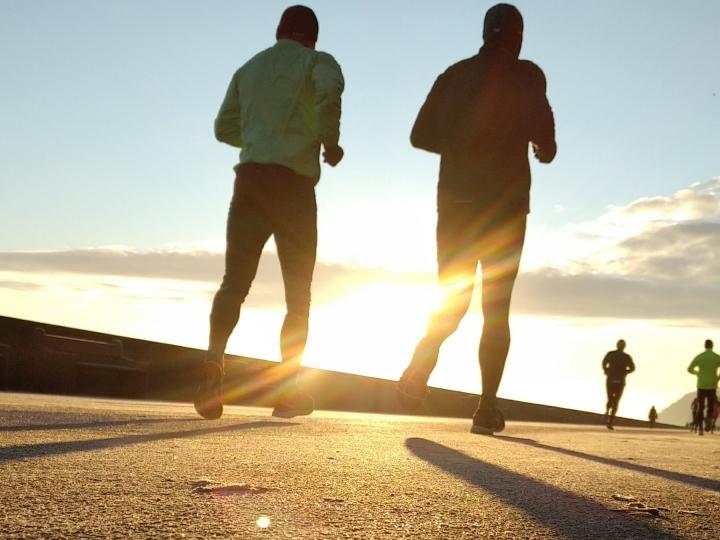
(1, 1), (719, 419)
(2, 1), (718, 252)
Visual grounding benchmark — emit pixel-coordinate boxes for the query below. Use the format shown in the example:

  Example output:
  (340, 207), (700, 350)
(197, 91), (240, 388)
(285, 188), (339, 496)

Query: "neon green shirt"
(687, 349), (720, 390)
(215, 39), (344, 182)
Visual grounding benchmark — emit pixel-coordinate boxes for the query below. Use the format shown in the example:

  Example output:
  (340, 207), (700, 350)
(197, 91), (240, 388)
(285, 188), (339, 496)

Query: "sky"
(1, 1), (719, 421)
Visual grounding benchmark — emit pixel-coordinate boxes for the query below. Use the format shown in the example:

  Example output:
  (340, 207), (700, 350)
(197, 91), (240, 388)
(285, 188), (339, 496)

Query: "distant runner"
(602, 339), (635, 430)
(687, 339), (720, 436)
(708, 398), (719, 434)
(690, 397), (701, 433)
(648, 405), (657, 428)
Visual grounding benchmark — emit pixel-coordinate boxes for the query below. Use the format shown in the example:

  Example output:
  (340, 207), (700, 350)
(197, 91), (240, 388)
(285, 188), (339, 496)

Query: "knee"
(428, 308), (465, 338)
(213, 280), (251, 307)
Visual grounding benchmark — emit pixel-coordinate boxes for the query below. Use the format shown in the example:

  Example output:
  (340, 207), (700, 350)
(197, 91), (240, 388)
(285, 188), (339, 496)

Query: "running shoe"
(193, 361), (224, 420)
(397, 369), (429, 411)
(272, 393), (314, 418)
(471, 404), (506, 435)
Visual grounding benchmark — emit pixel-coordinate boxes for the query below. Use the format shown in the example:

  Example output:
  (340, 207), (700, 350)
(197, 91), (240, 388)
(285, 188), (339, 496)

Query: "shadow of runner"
(0, 417), (199, 432)
(0, 420), (296, 463)
(406, 438), (682, 540)
(497, 436), (720, 493)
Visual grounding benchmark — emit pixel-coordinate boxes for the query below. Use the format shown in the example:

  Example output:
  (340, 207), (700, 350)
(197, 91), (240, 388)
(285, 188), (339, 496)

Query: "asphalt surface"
(1, 392), (719, 539)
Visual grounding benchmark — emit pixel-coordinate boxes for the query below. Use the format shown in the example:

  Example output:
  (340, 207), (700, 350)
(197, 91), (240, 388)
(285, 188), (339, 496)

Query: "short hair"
(276, 5), (319, 42)
(706, 339), (714, 349)
(617, 339), (626, 350)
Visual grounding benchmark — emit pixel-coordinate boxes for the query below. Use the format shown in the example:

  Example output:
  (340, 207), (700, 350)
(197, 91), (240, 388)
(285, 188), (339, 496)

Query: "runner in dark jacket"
(602, 339), (635, 430)
(397, 3), (556, 435)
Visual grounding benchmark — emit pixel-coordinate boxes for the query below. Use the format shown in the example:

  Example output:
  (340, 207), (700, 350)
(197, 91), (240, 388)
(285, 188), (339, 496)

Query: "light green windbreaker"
(215, 39), (344, 182)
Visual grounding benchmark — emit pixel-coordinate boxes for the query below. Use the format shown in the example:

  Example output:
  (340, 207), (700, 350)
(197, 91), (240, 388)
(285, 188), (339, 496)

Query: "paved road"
(1, 392), (719, 539)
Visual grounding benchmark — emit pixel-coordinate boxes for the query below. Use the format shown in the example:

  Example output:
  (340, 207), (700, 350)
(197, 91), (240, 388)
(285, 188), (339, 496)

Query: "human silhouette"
(397, 3), (556, 435)
(690, 397), (701, 433)
(648, 405), (657, 428)
(194, 5), (345, 419)
(687, 339), (720, 435)
(708, 398), (719, 434)
(602, 339), (635, 430)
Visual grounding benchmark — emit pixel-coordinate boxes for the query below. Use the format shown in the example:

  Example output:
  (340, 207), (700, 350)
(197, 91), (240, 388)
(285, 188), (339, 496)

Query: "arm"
(687, 357), (698, 375)
(410, 73), (448, 154)
(214, 71), (243, 148)
(602, 352), (610, 375)
(521, 61), (557, 163)
(626, 356), (636, 374)
(312, 52), (344, 153)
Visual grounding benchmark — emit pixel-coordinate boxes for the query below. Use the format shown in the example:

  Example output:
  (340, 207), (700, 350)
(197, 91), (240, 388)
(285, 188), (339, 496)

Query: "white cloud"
(2, 178), (718, 325)
(529, 178), (720, 276)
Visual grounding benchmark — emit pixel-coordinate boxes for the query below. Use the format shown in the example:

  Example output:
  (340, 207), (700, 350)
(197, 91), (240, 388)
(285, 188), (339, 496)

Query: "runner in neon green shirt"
(687, 339), (720, 435)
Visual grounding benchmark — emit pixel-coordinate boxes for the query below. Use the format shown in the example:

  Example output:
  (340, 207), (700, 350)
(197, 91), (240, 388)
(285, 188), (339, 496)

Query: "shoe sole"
(470, 425), (495, 435)
(194, 402), (223, 420)
(470, 422), (505, 435)
(271, 408), (313, 419)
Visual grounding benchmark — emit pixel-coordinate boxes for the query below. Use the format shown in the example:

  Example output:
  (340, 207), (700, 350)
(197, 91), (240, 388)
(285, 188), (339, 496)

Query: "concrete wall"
(0, 315), (672, 428)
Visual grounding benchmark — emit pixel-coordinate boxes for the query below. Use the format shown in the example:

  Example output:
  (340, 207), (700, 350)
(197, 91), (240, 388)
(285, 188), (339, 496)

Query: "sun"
(303, 280), (439, 378)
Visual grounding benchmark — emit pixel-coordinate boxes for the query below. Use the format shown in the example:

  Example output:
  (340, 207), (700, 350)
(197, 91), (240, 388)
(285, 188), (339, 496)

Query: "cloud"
(0, 247), (430, 309)
(532, 178), (720, 276)
(0, 248), (225, 282)
(609, 180), (720, 223)
(513, 269), (719, 322)
(2, 178), (718, 324)
(0, 280), (43, 291)
(514, 178), (720, 323)
(613, 220), (720, 280)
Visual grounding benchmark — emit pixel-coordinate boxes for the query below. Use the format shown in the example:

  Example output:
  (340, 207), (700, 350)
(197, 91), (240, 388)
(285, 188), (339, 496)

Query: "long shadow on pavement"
(406, 438), (682, 540)
(0, 420), (296, 463)
(497, 436), (720, 493)
(0, 417), (198, 432)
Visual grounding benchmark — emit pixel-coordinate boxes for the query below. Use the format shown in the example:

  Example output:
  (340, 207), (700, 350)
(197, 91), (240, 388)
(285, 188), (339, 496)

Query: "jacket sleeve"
(312, 52), (344, 148)
(602, 353), (610, 374)
(521, 61), (557, 163)
(214, 71), (244, 148)
(627, 356), (636, 374)
(410, 73), (448, 154)
(687, 357), (698, 374)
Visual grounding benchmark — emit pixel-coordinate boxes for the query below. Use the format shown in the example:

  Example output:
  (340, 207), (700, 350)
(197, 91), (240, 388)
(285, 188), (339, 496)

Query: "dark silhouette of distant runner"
(397, 3), (556, 435)
(687, 339), (720, 435)
(602, 339), (635, 430)
(194, 5), (344, 420)
(648, 405), (658, 428)
(690, 397), (701, 433)
(708, 398), (719, 434)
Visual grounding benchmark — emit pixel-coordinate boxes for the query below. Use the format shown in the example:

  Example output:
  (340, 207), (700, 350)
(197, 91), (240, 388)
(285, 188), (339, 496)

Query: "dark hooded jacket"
(411, 44), (556, 215)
